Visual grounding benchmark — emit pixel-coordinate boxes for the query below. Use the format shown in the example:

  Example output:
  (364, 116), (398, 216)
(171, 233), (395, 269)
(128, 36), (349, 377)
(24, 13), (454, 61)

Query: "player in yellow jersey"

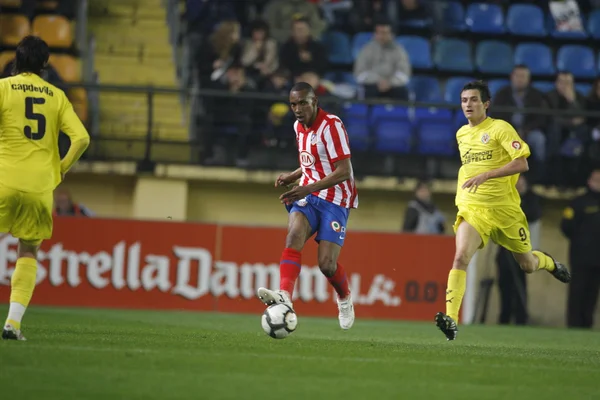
(435, 80), (571, 341)
(1, 36), (90, 340)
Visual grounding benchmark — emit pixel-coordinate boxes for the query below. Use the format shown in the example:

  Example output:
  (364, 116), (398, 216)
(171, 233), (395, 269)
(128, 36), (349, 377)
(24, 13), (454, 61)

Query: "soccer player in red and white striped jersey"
(257, 82), (357, 330)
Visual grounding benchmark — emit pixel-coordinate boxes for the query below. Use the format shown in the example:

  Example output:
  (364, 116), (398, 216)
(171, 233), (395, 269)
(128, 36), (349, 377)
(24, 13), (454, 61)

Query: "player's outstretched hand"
(279, 185), (311, 205)
(275, 172), (296, 188)
(462, 172), (490, 193)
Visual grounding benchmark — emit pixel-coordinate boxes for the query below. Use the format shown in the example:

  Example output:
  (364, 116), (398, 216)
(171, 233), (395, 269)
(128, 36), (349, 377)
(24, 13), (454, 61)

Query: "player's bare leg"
(318, 240), (354, 330)
(512, 251), (571, 283)
(436, 220), (482, 341)
(3, 239), (40, 341)
(257, 212), (312, 310)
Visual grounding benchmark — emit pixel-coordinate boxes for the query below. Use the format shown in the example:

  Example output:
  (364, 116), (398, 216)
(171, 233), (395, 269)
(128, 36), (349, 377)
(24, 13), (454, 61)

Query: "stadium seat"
(453, 110), (468, 130)
(476, 40), (513, 75)
(548, 13), (588, 39)
(32, 15), (73, 48)
(352, 32), (373, 60)
(465, 3), (505, 34)
(514, 43), (555, 76)
(0, 0), (22, 6)
(440, 1), (467, 32)
(531, 81), (555, 93)
(556, 45), (597, 79)
(408, 76), (442, 103)
(37, 0), (58, 11)
(342, 102), (369, 120)
(344, 119), (370, 151)
(68, 87), (88, 124)
(49, 54), (80, 82)
(322, 31), (352, 64)
(487, 79), (509, 97)
(417, 122), (456, 156)
(396, 36), (433, 69)
(433, 38), (473, 73)
(575, 83), (592, 95)
(444, 77), (473, 104)
(414, 107), (453, 124)
(370, 104), (410, 125)
(0, 14), (31, 46)
(374, 121), (413, 153)
(0, 51), (16, 73)
(588, 10), (600, 39)
(506, 4), (546, 37)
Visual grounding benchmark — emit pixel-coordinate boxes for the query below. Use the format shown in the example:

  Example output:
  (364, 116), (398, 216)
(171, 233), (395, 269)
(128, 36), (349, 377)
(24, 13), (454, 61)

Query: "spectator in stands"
(263, 0), (327, 43)
(546, 71), (589, 186)
(349, 0), (392, 33)
(308, 0), (353, 25)
(197, 20), (242, 88)
(492, 65), (549, 182)
(241, 20), (279, 87)
(402, 181), (445, 235)
(353, 17), (411, 101)
(495, 174), (542, 326)
(262, 69), (294, 148)
(279, 15), (328, 79)
(395, 0), (431, 26)
(54, 188), (94, 217)
(203, 62), (256, 167)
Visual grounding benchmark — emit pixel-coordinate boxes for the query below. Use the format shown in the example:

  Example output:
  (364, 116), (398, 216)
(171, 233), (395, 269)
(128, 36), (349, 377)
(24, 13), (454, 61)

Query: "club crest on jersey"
(511, 140), (521, 150)
(330, 221), (342, 232)
(300, 151), (315, 167)
(481, 133), (490, 144)
(310, 132), (318, 145)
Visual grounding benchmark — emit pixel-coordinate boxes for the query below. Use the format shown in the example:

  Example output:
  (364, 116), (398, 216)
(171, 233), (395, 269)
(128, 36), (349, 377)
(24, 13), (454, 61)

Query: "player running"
(435, 80), (571, 341)
(1, 36), (90, 340)
(256, 82), (358, 330)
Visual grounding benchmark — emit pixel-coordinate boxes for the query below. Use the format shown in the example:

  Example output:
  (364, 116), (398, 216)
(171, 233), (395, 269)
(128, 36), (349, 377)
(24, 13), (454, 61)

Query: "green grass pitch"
(1, 306), (599, 400)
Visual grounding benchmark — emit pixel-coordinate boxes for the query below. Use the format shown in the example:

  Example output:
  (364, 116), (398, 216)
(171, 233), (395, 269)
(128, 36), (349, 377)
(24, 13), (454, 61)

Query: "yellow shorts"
(453, 205), (532, 254)
(0, 185), (53, 245)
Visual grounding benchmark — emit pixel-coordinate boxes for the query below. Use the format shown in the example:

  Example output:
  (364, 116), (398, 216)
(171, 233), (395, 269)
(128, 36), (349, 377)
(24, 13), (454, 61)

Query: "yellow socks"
(533, 251), (556, 272)
(5, 257), (38, 330)
(446, 269), (467, 323)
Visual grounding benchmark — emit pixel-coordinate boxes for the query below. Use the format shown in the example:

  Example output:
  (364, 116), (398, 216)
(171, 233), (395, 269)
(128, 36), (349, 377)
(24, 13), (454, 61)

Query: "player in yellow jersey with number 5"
(435, 80), (571, 341)
(1, 36), (90, 340)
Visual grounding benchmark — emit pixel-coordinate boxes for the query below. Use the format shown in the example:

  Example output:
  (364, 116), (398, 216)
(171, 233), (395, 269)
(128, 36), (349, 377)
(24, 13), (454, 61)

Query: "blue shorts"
(285, 194), (350, 247)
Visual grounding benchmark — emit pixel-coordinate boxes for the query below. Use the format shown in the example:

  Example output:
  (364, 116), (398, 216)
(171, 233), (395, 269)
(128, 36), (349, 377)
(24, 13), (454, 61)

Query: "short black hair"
(461, 80), (491, 103)
(290, 81), (315, 95)
(250, 19), (270, 37)
(13, 35), (49, 76)
(512, 64), (530, 72)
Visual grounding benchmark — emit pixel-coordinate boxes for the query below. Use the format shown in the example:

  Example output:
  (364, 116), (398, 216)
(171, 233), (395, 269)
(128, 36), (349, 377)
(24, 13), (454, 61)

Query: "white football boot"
(257, 288), (294, 310)
(337, 294), (355, 330)
(2, 324), (26, 341)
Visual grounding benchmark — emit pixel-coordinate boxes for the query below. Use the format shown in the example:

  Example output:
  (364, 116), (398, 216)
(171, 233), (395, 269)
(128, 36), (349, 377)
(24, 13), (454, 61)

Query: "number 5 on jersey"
(24, 96), (46, 140)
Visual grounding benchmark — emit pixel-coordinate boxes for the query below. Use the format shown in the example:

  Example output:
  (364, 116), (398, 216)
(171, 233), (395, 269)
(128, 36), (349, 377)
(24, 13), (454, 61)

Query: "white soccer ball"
(261, 303), (298, 339)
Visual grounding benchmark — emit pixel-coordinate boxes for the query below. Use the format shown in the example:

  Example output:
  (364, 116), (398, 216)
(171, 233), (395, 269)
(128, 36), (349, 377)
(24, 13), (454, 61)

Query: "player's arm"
(59, 97), (90, 175)
(483, 156), (529, 180)
(304, 158), (352, 192)
(275, 167), (302, 187)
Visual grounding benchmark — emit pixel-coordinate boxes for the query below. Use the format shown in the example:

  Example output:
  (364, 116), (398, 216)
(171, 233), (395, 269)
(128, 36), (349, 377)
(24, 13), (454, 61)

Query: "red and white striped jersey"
(294, 108), (359, 209)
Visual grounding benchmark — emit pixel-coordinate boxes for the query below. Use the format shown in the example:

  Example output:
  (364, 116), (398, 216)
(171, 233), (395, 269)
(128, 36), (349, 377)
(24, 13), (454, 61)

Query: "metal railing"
(72, 82), (600, 185)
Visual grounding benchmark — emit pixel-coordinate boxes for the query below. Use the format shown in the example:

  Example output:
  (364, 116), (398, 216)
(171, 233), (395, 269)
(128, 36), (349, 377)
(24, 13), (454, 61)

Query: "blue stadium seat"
(465, 3), (505, 34)
(408, 76), (442, 103)
(396, 35), (433, 69)
(342, 102), (369, 119)
(575, 82), (592, 95)
(352, 32), (373, 60)
(548, 13), (588, 39)
(440, 1), (466, 32)
(418, 122), (456, 156)
(414, 107), (453, 124)
(370, 104), (410, 125)
(514, 43), (555, 76)
(476, 40), (513, 75)
(375, 121), (413, 153)
(433, 38), (474, 73)
(322, 31), (353, 64)
(444, 77), (473, 104)
(588, 10), (600, 39)
(531, 81), (555, 93)
(557, 45), (597, 79)
(487, 79), (510, 96)
(344, 119), (370, 151)
(506, 4), (546, 37)
(453, 110), (468, 130)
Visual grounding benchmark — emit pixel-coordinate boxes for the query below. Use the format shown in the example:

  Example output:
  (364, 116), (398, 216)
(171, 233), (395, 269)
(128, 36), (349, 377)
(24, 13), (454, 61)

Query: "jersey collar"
(302, 108), (326, 131)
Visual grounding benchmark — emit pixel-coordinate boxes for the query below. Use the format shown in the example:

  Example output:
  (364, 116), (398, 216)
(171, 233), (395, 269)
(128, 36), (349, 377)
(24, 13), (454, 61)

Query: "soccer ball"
(261, 303), (298, 339)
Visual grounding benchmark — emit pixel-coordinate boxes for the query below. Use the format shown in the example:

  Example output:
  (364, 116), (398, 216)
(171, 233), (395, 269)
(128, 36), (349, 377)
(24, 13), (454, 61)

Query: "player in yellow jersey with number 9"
(0, 36), (90, 340)
(435, 80), (571, 341)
